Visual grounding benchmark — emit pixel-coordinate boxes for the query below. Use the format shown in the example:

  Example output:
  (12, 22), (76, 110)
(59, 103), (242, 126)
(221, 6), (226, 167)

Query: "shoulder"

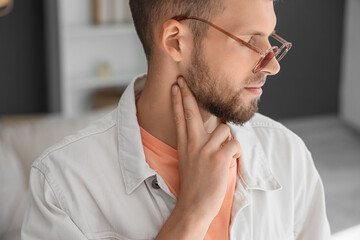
(32, 109), (118, 174)
(241, 113), (313, 169)
(26, 110), (130, 230)
(246, 113), (316, 176)
(249, 113), (296, 134)
(248, 112), (306, 148)
(228, 112), (311, 163)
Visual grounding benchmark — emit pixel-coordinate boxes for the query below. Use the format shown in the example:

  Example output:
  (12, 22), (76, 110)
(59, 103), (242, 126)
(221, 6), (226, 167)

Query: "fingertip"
(177, 76), (185, 88)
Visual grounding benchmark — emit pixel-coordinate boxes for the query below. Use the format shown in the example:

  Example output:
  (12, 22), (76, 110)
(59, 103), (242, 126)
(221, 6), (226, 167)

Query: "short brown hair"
(129, 0), (226, 63)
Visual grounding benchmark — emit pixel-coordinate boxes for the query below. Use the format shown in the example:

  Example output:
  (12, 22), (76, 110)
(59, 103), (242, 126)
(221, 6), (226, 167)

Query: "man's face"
(184, 0), (279, 126)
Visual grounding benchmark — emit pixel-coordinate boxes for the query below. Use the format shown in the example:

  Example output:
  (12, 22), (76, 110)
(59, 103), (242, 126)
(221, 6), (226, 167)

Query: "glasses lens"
(276, 45), (289, 62)
(255, 51), (275, 72)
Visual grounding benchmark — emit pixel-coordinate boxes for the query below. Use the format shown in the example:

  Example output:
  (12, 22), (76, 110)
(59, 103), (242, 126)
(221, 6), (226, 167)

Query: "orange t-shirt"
(140, 126), (237, 240)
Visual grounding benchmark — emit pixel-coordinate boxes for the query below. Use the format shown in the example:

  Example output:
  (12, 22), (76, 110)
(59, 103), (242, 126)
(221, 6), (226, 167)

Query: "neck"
(136, 62), (222, 150)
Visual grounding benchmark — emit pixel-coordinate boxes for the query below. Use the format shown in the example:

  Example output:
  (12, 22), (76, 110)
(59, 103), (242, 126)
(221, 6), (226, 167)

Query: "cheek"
(226, 40), (256, 74)
(204, 37), (255, 77)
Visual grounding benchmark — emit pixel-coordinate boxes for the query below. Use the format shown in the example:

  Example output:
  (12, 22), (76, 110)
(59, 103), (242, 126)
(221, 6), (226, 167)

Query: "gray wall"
(259, 0), (345, 120)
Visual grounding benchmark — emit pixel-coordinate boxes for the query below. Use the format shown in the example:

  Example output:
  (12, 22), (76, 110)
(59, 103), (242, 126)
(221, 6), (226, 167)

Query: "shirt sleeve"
(21, 167), (87, 240)
(293, 147), (331, 240)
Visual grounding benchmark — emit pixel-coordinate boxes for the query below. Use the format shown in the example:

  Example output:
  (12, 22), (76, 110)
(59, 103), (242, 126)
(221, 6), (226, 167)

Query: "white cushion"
(0, 107), (114, 239)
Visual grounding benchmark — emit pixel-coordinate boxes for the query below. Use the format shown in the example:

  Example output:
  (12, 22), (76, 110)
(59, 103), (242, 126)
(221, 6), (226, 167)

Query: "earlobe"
(159, 20), (186, 62)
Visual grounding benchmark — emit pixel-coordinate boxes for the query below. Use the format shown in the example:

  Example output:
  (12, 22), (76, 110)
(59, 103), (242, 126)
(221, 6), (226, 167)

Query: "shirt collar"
(117, 74), (281, 195)
(117, 73), (157, 194)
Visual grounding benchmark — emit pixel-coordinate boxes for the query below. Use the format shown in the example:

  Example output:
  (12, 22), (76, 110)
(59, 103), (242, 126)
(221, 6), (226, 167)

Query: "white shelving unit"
(57, 0), (147, 117)
(340, 0), (360, 131)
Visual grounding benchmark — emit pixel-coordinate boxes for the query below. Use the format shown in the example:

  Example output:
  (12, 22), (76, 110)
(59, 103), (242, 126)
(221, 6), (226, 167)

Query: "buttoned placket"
(229, 175), (251, 240)
(147, 167), (254, 240)
(148, 173), (254, 240)
(145, 174), (178, 224)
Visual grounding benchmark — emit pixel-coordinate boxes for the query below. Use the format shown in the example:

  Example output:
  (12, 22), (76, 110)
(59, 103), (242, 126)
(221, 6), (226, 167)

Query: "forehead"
(217, 0), (277, 36)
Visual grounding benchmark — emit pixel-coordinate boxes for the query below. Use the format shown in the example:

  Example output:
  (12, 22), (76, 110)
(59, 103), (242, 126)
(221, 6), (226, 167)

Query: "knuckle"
(184, 108), (194, 120)
(233, 139), (242, 150)
(174, 114), (183, 125)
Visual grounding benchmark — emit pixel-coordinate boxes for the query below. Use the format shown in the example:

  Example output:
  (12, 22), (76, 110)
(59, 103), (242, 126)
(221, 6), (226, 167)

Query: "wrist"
(175, 201), (214, 227)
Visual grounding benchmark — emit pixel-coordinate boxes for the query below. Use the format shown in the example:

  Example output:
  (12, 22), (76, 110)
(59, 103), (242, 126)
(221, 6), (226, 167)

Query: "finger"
(220, 139), (242, 160)
(206, 123), (232, 149)
(171, 83), (187, 153)
(177, 76), (206, 141)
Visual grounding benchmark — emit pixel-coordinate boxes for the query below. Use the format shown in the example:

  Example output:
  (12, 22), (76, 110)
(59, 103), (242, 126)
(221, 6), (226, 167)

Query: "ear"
(159, 19), (190, 62)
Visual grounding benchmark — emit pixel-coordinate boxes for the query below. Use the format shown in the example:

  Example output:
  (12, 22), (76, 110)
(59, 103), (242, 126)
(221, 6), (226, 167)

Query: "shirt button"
(152, 178), (160, 189)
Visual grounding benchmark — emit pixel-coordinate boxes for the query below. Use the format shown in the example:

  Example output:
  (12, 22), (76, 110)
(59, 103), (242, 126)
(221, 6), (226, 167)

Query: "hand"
(171, 76), (242, 220)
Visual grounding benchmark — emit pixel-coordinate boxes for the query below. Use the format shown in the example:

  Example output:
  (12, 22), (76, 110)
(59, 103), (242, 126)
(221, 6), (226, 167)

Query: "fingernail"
(172, 85), (178, 95)
(177, 77), (184, 88)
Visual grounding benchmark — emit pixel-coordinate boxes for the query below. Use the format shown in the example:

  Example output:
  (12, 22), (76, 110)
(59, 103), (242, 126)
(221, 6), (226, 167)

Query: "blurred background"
(0, 0), (359, 239)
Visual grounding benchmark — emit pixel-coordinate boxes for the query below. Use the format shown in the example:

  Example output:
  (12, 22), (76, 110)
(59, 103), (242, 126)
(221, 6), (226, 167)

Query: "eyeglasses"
(171, 15), (292, 73)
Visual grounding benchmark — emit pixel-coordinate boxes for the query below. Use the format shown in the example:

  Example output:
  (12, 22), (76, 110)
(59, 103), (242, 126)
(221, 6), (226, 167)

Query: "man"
(22, 0), (331, 239)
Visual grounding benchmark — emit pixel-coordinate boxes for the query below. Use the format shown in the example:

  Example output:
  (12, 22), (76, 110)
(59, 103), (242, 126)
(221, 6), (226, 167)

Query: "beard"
(184, 40), (262, 126)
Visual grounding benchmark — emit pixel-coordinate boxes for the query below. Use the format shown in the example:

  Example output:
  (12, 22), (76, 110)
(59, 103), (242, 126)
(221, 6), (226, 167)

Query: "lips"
(245, 87), (263, 96)
(245, 82), (264, 96)
(245, 84), (264, 89)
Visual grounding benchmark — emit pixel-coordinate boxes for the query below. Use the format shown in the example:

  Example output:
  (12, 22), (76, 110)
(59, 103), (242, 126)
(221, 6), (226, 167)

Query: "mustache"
(247, 73), (266, 86)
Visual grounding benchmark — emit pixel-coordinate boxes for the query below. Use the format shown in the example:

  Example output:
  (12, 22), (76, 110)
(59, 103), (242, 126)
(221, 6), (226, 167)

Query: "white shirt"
(21, 73), (331, 240)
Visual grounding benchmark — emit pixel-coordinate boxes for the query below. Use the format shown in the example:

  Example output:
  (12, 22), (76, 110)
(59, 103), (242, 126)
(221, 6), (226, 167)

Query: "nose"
(258, 37), (281, 76)
(261, 57), (280, 76)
